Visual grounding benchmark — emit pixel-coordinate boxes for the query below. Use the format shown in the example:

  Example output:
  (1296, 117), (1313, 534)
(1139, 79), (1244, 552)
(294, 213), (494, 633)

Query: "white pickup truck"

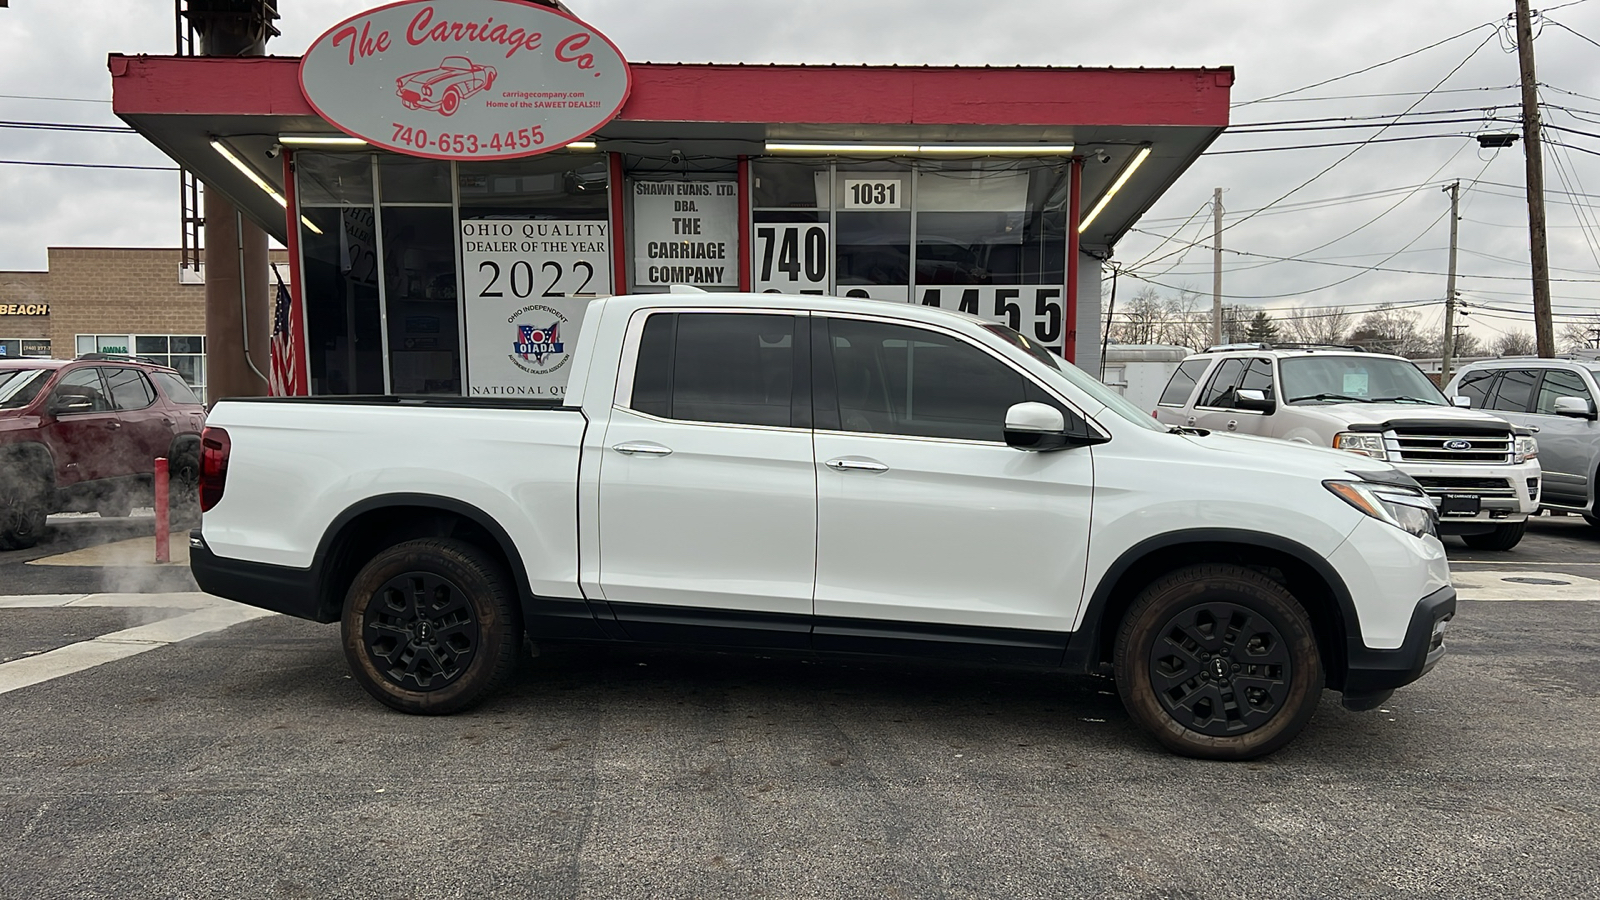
(192, 293), (1455, 760)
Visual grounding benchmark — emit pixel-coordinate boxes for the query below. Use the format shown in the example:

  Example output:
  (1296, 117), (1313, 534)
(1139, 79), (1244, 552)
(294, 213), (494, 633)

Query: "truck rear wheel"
(341, 538), (521, 715)
(1114, 564), (1324, 761)
(1461, 521), (1525, 551)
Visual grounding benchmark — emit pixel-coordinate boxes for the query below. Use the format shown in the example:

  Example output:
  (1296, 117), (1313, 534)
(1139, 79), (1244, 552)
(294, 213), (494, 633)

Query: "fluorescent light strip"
(277, 134), (368, 146)
(1078, 145), (1152, 234)
(210, 139), (322, 234)
(765, 141), (1074, 155)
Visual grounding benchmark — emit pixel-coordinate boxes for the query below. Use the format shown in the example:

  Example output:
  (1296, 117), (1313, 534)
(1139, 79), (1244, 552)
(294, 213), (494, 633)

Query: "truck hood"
(1291, 402), (1510, 429)
(1178, 429), (1402, 481)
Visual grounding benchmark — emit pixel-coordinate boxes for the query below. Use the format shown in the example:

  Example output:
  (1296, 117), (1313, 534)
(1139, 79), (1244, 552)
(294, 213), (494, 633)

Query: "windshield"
(1280, 356), (1446, 405)
(0, 368), (49, 409)
(980, 323), (1165, 431)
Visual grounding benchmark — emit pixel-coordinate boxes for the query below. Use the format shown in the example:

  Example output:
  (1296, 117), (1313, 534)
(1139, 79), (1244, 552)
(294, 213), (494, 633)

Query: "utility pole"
(1212, 187), (1223, 346)
(1514, 0), (1556, 357)
(1441, 181), (1461, 385)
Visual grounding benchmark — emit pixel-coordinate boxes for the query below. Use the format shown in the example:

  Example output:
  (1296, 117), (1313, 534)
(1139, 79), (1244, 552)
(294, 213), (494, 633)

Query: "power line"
(1544, 18), (1600, 52)
(1236, 84), (1518, 105)
(0, 93), (111, 104)
(0, 120), (136, 134)
(1233, 21), (1498, 107)
(0, 159), (178, 171)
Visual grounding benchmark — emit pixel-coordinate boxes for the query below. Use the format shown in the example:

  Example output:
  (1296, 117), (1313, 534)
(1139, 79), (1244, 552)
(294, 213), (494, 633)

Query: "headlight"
(1514, 435), (1538, 464)
(1325, 480), (1438, 539)
(1333, 432), (1386, 460)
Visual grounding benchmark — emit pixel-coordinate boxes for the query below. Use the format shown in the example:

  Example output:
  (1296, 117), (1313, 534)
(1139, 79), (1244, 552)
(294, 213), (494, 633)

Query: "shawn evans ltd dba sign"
(300, 0), (631, 159)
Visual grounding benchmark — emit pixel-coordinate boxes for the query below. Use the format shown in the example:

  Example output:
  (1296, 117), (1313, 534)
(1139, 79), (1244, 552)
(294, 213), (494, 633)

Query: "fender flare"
(310, 492), (534, 619)
(1062, 527), (1361, 673)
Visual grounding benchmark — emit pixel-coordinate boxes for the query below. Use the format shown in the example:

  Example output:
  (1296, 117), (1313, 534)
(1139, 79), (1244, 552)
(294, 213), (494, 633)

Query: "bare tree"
(1558, 315), (1600, 353)
(1348, 305), (1428, 357)
(1491, 330), (1536, 357)
(1282, 305), (1354, 346)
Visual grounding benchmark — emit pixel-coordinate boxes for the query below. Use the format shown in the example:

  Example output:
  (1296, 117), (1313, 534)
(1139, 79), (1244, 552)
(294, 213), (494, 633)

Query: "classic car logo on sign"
(398, 56), (498, 115)
(300, 0), (631, 160)
(1444, 439), (1473, 451)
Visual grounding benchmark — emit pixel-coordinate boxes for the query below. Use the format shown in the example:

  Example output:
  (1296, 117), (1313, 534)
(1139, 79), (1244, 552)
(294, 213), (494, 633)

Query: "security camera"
(1093, 149), (1111, 164)
(265, 144), (282, 159)
(669, 148), (684, 165)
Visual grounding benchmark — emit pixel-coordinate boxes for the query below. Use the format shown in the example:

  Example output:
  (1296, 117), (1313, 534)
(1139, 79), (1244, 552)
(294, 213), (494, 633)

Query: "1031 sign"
(754, 223), (829, 293)
(917, 285), (1064, 345)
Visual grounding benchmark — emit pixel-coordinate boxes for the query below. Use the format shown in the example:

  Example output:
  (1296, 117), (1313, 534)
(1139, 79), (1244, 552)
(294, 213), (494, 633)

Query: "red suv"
(0, 355), (206, 549)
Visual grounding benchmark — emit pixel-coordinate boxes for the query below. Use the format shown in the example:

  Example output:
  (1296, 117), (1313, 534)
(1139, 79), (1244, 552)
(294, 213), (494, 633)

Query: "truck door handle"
(825, 457), (889, 473)
(612, 441), (672, 457)
(1186, 416), (1197, 427)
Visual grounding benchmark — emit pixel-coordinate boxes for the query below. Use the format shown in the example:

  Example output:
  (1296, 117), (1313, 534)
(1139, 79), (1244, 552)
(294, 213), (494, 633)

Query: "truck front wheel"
(1114, 564), (1324, 761)
(341, 538), (521, 714)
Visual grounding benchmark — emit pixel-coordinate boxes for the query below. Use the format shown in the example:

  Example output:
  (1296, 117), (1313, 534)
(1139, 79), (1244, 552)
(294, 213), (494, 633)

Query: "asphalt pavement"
(0, 511), (1596, 899)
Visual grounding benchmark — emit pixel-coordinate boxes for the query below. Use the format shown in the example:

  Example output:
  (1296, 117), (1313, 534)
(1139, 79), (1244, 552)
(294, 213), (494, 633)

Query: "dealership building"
(107, 0), (1230, 399)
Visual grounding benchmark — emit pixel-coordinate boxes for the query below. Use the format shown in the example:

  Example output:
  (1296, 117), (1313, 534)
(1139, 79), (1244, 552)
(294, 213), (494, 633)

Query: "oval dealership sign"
(299, 0), (631, 160)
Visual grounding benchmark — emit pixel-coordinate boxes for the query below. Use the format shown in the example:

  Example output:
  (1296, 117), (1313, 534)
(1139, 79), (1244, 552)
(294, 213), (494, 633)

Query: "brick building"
(0, 246), (288, 400)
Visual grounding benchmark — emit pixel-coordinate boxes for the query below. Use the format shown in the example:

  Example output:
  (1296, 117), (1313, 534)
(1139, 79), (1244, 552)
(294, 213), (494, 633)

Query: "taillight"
(199, 426), (230, 512)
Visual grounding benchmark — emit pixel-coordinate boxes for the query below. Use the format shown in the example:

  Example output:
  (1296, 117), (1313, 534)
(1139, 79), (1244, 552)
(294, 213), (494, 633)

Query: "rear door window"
(1488, 368), (1538, 412)
(629, 312), (802, 428)
(104, 368), (157, 410)
(1158, 358), (1210, 407)
(1197, 358), (1245, 408)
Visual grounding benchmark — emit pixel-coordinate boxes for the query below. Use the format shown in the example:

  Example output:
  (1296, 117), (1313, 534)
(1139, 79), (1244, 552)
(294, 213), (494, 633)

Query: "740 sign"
(754, 223), (829, 294)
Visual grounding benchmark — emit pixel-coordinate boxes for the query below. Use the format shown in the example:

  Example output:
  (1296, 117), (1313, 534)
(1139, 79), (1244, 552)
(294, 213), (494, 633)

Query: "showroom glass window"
(297, 152), (384, 395)
(380, 156), (460, 394)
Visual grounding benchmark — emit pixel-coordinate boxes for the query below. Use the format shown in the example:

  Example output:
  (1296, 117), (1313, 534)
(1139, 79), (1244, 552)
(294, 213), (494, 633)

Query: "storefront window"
(298, 153), (384, 396)
(73, 333), (207, 400)
(381, 204), (459, 393)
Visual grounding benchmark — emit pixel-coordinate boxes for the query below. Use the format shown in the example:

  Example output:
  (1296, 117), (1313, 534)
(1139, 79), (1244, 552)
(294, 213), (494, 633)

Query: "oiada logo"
(508, 305), (570, 375)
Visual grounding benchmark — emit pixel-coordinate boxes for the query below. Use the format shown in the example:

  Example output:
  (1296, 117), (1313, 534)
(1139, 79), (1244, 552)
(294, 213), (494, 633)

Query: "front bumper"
(1395, 460), (1540, 533)
(1341, 584), (1456, 709)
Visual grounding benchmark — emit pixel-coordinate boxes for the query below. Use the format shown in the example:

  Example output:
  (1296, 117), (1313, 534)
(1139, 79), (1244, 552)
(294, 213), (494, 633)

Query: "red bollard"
(154, 457), (170, 564)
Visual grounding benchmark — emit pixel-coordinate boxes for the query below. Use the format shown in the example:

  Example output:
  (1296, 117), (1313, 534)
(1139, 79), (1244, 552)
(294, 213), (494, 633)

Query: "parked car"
(0, 355), (206, 549)
(1153, 344), (1540, 550)
(192, 293), (1455, 761)
(1446, 356), (1600, 527)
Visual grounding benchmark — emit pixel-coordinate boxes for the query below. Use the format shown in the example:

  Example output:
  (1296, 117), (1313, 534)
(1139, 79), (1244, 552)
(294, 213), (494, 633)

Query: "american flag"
(269, 265), (306, 396)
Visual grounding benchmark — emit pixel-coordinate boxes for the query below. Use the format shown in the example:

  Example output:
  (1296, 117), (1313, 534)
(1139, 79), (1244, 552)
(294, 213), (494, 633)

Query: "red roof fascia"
(110, 55), (1231, 127)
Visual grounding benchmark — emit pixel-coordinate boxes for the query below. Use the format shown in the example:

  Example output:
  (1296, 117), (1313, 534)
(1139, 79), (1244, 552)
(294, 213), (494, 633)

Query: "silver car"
(1446, 357), (1600, 527)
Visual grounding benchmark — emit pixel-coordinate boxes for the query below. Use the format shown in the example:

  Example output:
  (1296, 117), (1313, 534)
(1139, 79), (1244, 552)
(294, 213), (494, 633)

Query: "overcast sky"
(3, 0), (1599, 344)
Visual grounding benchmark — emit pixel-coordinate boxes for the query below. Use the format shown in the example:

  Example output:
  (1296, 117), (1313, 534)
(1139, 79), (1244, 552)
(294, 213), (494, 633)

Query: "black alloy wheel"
(342, 538), (520, 714)
(1115, 564), (1323, 760)
(1145, 600), (1293, 737)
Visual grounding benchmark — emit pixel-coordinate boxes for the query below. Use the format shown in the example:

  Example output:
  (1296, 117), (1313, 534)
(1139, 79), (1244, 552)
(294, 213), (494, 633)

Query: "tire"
(1114, 564), (1324, 761)
(440, 89), (461, 116)
(341, 538), (521, 715)
(1461, 521), (1526, 551)
(167, 447), (201, 531)
(0, 474), (48, 551)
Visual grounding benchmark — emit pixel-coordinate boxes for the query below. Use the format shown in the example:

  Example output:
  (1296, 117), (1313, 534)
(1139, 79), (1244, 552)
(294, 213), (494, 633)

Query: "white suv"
(1155, 344), (1540, 550)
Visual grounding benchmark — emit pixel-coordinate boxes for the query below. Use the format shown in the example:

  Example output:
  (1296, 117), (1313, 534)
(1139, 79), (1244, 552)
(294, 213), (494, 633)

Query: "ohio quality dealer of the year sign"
(299, 0), (631, 159)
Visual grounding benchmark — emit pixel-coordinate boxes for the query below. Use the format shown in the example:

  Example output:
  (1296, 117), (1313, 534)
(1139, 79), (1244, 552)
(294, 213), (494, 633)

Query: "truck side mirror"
(1452, 396), (1471, 408)
(1235, 389), (1276, 414)
(1553, 396), (1598, 420)
(1004, 402), (1108, 451)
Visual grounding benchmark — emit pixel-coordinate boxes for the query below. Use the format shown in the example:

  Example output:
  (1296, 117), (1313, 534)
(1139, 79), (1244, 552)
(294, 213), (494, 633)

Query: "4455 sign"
(300, 0), (632, 159)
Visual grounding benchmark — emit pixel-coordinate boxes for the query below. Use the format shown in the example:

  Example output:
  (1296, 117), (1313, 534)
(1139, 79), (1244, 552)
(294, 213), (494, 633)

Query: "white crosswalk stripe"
(0, 593), (275, 696)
